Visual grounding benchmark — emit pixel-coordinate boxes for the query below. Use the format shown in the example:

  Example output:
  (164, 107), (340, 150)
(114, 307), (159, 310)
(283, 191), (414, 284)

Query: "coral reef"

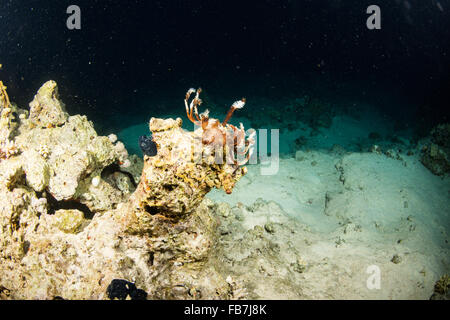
(115, 90), (257, 298)
(420, 124), (450, 176)
(0, 82), (251, 299)
(125, 89), (256, 234)
(0, 80), (139, 298)
(14, 85), (136, 211)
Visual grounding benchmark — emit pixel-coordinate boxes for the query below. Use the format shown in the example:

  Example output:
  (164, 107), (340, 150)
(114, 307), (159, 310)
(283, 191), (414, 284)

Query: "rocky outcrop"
(124, 117), (247, 234)
(0, 81), (249, 299)
(28, 80), (68, 128)
(0, 81), (142, 299)
(420, 124), (450, 176)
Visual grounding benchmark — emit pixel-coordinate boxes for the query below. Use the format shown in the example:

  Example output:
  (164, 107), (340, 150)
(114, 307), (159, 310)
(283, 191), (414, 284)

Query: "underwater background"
(1, 0), (450, 155)
(0, 0), (450, 299)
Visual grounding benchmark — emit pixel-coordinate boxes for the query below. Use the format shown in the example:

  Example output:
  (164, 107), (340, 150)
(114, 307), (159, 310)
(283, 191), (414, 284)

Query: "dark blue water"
(1, 0), (449, 155)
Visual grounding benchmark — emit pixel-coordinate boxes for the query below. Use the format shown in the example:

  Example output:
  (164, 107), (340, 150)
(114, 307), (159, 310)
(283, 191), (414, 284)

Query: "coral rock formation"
(0, 82), (250, 300)
(0, 81), (142, 299)
(28, 80), (69, 128)
(127, 115), (250, 232)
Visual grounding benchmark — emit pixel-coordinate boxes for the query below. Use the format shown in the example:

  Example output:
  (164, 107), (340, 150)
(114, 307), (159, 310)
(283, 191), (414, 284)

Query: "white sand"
(208, 146), (450, 299)
(207, 107), (449, 299)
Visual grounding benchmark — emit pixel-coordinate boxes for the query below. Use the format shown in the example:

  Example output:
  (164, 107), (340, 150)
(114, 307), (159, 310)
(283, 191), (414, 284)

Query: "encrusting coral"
(0, 81), (252, 299)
